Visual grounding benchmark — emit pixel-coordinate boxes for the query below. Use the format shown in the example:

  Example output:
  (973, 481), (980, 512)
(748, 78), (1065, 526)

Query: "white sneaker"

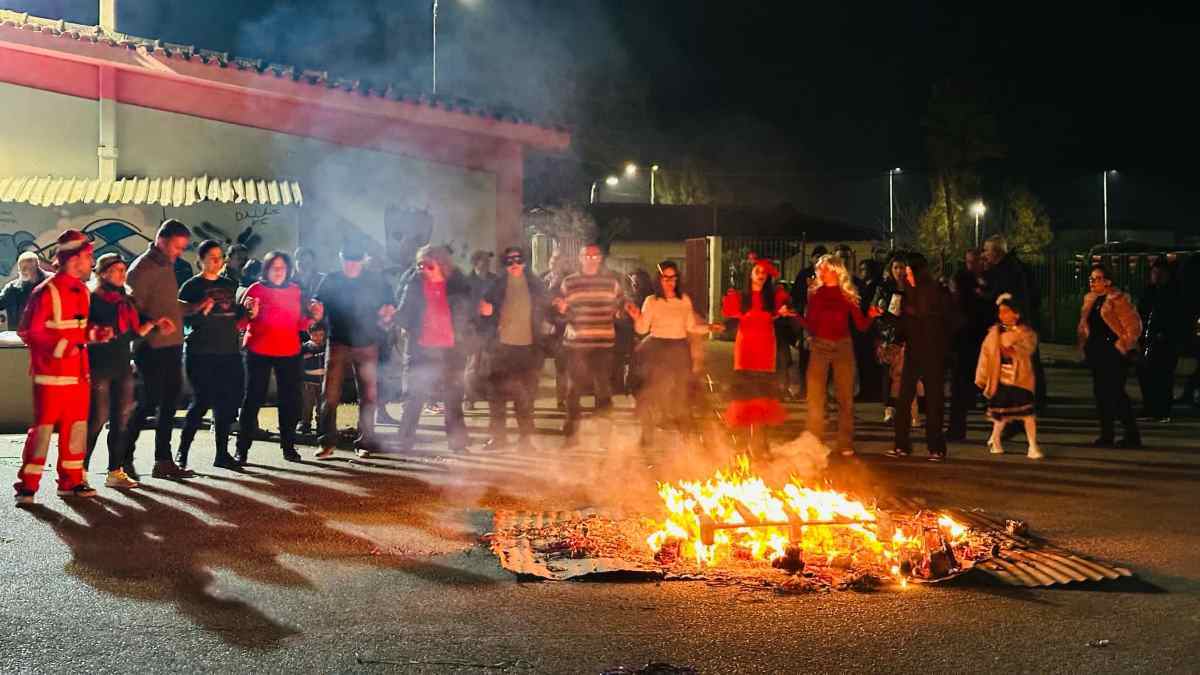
(883, 406), (895, 423)
(1027, 446), (1044, 460)
(354, 447), (371, 459)
(105, 468), (139, 489)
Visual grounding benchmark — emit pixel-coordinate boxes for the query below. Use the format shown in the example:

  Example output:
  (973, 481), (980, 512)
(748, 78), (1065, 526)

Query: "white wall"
(0, 83), (499, 279)
(115, 103), (497, 273)
(0, 83), (97, 177)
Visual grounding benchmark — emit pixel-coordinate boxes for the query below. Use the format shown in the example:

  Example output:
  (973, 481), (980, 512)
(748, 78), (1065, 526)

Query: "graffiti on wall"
(0, 203), (300, 284)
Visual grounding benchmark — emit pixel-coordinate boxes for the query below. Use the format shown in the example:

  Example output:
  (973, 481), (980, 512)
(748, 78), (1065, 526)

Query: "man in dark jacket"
(125, 219), (213, 480)
(477, 246), (548, 451)
(1137, 259), (1185, 421)
(394, 245), (472, 452)
(982, 234), (1046, 416)
(887, 253), (962, 461)
(313, 244), (396, 459)
(947, 248), (992, 440)
(0, 252), (46, 329)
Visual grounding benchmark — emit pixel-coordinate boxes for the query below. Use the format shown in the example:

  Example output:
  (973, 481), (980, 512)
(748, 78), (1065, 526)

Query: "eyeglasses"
(581, 254), (603, 261)
(419, 261), (437, 271)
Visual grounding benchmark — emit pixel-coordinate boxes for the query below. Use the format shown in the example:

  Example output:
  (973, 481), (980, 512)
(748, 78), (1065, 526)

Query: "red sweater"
(242, 282), (312, 357)
(798, 285), (872, 340)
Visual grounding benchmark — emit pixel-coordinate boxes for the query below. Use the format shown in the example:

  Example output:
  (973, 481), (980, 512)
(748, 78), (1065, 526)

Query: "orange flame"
(645, 455), (968, 580)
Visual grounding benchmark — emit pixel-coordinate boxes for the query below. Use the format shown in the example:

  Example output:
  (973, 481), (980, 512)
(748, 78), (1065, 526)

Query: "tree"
(654, 157), (729, 205)
(915, 175), (974, 268)
(524, 203), (596, 242)
(1001, 184), (1053, 260)
(915, 81), (1006, 264)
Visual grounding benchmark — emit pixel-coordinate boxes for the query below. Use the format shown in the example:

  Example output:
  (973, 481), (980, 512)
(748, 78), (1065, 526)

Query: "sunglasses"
(504, 257), (524, 266)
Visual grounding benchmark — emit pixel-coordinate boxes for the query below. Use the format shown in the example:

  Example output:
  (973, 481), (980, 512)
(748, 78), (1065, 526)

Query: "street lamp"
(432, 0), (479, 94)
(888, 168), (901, 250)
(624, 162), (638, 178)
(971, 201), (986, 247)
(650, 164), (660, 205)
(1103, 169), (1117, 245)
(589, 175), (621, 204)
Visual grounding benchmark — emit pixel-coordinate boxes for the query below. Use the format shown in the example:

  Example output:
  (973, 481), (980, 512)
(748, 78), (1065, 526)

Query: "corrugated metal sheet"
(490, 504), (1137, 589)
(0, 176), (304, 207)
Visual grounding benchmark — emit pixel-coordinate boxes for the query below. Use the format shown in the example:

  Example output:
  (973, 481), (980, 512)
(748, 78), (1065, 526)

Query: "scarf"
(94, 282), (140, 334)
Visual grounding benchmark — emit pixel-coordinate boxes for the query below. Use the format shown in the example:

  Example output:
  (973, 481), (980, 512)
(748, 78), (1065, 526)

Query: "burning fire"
(645, 455), (970, 581)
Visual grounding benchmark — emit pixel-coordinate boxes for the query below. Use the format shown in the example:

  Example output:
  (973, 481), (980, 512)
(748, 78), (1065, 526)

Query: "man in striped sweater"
(553, 243), (632, 446)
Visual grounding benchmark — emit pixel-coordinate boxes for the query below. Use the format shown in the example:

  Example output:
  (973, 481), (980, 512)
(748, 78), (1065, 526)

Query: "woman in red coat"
(722, 256), (796, 457)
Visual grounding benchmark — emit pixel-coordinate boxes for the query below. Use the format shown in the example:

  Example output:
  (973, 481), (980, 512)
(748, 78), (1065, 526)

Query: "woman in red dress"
(722, 256), (796, 457)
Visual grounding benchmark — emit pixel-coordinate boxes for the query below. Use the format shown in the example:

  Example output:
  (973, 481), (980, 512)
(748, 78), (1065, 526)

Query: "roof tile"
(0, 8), (566, 133)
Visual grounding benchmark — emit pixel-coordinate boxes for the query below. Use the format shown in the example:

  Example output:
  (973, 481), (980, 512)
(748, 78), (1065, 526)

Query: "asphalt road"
(1, 345), (1197, 674)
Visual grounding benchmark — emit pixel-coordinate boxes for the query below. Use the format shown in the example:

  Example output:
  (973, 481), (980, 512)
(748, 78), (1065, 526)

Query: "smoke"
(759, 431), (831, 483)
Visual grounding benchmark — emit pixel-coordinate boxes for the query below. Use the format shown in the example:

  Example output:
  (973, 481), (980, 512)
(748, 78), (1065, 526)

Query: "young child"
(975, 293), (1042, 459)
(297, 323), (326, 437)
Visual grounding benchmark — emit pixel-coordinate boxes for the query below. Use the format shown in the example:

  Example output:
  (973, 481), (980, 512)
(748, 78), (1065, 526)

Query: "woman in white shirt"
(627, 261), (708, 448)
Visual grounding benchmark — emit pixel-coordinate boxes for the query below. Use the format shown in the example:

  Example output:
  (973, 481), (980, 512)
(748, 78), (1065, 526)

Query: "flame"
(645, 455), (970, 581)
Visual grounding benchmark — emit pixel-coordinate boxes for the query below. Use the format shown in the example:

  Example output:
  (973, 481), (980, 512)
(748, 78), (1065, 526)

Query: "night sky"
(14, 1), (1198, 237)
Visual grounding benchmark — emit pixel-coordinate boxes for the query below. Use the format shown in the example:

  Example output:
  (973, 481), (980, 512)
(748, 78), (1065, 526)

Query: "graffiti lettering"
(235, 206), (280, 228)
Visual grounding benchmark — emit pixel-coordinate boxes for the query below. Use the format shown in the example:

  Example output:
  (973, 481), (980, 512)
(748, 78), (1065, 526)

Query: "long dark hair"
(653, 260), (684, 300)
(740, 266), (779, 313)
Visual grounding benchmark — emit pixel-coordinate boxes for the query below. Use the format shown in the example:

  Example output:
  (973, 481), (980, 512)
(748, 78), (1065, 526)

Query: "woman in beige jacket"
(976, 294), (1042, 459)
(1077, 264), (1143, 447)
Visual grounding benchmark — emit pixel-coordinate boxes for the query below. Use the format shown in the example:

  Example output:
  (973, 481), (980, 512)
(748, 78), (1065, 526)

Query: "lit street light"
(625, 162), (638, 178)
(590, 175), (621, 204)
(432, 0), (479, 95)
(650, 164), (660, 205)
(971, 201), (986, 247)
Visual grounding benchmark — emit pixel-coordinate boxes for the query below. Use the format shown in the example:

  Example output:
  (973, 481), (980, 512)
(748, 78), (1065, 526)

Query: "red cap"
(54, 229), (93, 265)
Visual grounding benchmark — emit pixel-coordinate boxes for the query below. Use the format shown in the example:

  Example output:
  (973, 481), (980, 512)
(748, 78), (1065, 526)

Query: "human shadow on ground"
(19, 461), (512, 650)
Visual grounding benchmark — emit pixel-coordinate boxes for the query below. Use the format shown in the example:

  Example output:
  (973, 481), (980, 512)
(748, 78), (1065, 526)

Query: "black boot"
(176, 427), (197, 469)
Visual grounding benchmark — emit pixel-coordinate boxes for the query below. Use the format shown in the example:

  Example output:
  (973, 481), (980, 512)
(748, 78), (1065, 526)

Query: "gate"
(685, 237), (710, 320)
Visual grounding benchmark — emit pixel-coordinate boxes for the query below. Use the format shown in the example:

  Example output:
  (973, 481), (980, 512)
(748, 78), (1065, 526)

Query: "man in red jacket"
(14, 230), (112, 505)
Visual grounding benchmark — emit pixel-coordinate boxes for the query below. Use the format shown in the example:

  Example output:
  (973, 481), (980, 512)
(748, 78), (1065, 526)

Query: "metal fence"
(1023, 251), (1196, 343)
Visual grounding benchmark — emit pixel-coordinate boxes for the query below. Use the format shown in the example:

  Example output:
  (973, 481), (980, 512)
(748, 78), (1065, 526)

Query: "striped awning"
(0, 176), (304, 208)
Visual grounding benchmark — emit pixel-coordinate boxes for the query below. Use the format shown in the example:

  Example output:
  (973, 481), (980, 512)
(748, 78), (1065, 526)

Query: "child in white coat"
(975, 294), (1043, 459)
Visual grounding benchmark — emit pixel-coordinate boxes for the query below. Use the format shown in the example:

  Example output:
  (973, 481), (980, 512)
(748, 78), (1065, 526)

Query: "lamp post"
(1102, 169), (1117, 244)
(432, 0), (439, 94)
(590, 175), (619, 204)
(650, 164), (659, 205)
(432, 0), (479, 94)
(971, 201), (986, 247)
(888, 168), (901, 250)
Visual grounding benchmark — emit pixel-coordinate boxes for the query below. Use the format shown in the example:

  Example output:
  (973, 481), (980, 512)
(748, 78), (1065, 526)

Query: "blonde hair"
(809, 254), (860, 306)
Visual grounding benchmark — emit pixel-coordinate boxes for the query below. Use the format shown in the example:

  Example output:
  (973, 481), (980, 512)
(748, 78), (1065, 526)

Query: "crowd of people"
(7, 219), (1193, 505)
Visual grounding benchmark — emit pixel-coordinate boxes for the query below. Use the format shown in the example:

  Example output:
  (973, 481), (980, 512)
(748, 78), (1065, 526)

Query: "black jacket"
(396, 267), (475, 360)
(983, 252), (1033, 313)
(1139, 283), (1186, 345)
(898, 276), (962, 360)
(0, 274), (43, 327)
(476, 271), (551, 352)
